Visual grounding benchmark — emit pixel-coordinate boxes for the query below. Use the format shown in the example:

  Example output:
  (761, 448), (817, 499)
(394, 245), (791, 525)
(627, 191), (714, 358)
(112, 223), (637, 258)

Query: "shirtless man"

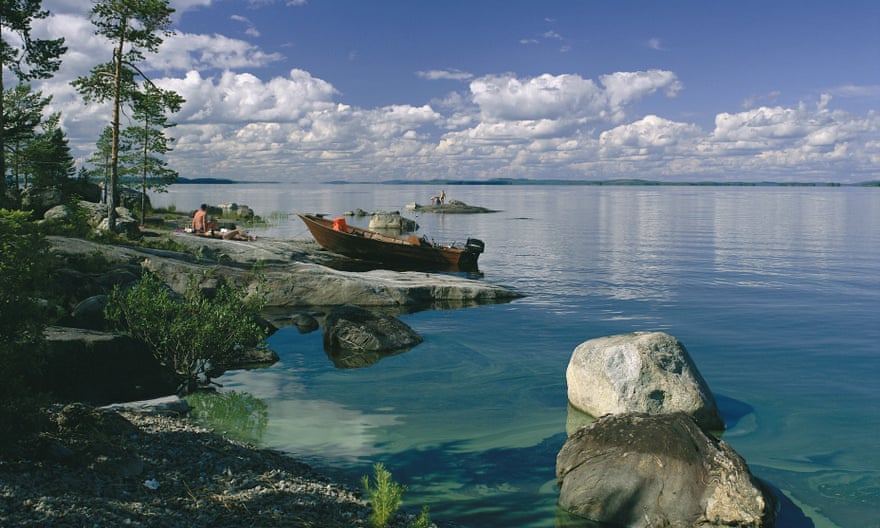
(192, 204), (255, 240)
(192, 204), (216, 233)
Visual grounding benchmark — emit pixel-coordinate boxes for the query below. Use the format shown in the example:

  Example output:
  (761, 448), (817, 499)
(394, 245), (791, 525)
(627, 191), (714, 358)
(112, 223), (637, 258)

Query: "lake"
(151, 183), (879, 528)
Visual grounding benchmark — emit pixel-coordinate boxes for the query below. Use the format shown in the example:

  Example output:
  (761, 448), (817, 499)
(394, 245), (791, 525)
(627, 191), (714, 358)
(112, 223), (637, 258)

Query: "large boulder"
(38, 326), (178, 404)
(20, 186), (62, 216)
(368, 211), (418, 232)
(217, 202), (254, 219)
(566, 332), (724, 431)
(43, 204), (73, 223)
(69, 294), (110, 331)
(556, 412), (777, 527)
(322, 304), (423, 368)
(97, 207), (140, 237)
(52, 265), (141, 320)
(78, 199), (107, 226)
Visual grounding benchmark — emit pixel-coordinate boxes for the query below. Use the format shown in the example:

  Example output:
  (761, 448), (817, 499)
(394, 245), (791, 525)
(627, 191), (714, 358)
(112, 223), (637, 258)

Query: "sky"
(20, 0), (880, 183)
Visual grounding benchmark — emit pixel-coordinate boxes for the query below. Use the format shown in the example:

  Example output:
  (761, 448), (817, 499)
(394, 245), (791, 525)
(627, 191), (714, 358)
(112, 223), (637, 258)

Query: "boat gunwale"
(298, 213), (480, 271)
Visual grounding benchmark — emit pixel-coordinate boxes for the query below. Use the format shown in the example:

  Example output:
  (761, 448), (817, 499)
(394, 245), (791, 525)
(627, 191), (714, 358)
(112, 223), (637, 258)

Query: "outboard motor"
(465, 238), (485, 254)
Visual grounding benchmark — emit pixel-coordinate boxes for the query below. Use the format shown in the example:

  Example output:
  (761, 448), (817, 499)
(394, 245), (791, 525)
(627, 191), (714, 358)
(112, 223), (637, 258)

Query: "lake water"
(151, 183), (879, 528)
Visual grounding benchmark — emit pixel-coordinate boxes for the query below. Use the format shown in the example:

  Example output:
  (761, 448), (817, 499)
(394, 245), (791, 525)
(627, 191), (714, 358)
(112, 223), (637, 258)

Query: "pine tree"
(1, 0), (66, 197)
(71, 0), (175, 231)
(122, 83), (184, 225)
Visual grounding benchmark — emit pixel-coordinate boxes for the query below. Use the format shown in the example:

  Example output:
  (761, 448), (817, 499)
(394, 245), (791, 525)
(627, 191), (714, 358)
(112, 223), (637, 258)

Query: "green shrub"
(40, 199), (92, 237)
(362, 462), (406, 528)
(411, 505), (432, 528)
(105, 271), (267, 391)
(0, 209), (52, 446)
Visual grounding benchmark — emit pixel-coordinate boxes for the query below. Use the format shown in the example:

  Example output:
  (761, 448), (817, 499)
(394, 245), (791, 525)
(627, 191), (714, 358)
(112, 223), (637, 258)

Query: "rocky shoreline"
(3, 228), (513, 527)
(0, 401), (429, 527)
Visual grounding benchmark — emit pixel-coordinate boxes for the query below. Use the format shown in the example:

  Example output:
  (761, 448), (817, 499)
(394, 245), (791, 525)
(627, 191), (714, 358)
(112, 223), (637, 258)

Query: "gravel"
(0, 403), (426, 528)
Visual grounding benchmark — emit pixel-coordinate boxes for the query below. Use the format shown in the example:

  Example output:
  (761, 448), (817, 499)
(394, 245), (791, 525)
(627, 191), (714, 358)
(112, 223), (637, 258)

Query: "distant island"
(324, 177), (880, 187)
(175, 177), (279, 185)
(164, 177), (879, 187)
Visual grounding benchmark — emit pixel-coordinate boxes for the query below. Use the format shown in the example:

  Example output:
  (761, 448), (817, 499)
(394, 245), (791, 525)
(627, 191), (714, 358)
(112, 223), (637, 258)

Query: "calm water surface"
(152, 184), (880, 528)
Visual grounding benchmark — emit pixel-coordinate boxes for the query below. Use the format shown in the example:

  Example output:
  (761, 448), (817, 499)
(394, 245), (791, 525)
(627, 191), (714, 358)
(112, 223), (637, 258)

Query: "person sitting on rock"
(192, 204), (255, 240)
(192, 204), (217, 233)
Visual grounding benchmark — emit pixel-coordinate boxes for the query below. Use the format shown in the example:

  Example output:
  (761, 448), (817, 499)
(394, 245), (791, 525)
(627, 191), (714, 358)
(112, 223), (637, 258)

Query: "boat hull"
(298, 214), (483, 271)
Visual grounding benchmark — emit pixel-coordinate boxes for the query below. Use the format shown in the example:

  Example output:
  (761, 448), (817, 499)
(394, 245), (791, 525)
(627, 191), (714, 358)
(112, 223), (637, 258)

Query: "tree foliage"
(1, 0), (67, 194)
(25, 112), (75, 189)
(71, 0), (175, 229)
(2, 86), (74, 192)
(0, 209), (51, 440)
(0, 208), (49, 345)
(123, 83), (184, 224)
(2, 84), (50, 189)
(105, 271), (268, 392)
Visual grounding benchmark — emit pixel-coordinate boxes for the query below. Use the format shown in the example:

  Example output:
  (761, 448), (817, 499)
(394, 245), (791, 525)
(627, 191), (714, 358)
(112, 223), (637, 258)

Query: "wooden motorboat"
(298, 214), (484, 271)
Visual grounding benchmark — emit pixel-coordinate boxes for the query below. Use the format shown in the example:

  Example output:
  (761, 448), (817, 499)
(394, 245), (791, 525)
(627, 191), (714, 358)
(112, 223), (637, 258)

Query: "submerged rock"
(322, 304), (423, 368)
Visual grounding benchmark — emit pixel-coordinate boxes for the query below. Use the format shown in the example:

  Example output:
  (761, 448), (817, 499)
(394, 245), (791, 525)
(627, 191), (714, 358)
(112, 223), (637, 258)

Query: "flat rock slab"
(48, 235), (521, 309)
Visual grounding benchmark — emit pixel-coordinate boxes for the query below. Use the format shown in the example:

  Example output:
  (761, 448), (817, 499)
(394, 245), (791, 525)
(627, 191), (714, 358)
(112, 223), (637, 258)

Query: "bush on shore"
(0, 209), (52, 447)
(105, 271), (268, 393)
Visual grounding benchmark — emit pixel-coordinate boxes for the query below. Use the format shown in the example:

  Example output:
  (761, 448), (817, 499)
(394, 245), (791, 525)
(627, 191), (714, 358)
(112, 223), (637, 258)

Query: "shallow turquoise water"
(156, 184), (880, 527)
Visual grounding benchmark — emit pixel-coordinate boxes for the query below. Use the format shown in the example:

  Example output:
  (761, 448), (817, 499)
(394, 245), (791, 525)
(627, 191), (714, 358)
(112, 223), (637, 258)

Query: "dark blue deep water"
(153, 184), (879, 528)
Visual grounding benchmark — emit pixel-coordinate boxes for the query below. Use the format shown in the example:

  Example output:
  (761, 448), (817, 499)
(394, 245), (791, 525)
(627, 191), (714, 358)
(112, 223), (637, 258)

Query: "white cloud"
(230, 15), (260, 37)
(173, 0), (215, 14)
(599, 70), (683, 120)
(416, 69), (474, 81)
(830, 84), (880, 98)
(150, 32), (283, 72)
(159, 69), (337, 124)
(42, 0), (215, 21)
(600, 115), (702, 150)
(470, 73), (606, 123)
(647, 37), (665, 51)
(22, 5), (880, 183)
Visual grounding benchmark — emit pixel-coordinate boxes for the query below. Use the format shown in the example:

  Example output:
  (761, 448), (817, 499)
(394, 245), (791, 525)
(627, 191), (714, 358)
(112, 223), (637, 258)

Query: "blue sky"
(29, 0), (880, 182)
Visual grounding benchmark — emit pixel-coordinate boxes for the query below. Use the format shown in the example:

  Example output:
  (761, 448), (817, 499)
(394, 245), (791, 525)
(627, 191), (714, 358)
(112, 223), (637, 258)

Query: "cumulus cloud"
(150, 32), (283, 72)
(466, 70), (683, 130)
(470, 73), (605, 123)
(707, 94), (880, 171)
(601, 115), (702, 150)
(23, 4), (880, 183)
(159, 69), (337, 124)
(599, 70), (683, 120)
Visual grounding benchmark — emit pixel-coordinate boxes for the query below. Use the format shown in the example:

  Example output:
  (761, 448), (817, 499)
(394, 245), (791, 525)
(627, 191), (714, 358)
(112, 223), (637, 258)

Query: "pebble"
(0, 406), (430, 527)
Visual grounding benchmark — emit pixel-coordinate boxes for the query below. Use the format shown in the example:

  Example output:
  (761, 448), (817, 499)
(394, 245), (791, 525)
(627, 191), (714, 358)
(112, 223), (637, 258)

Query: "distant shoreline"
(172, 177), (879, 187)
